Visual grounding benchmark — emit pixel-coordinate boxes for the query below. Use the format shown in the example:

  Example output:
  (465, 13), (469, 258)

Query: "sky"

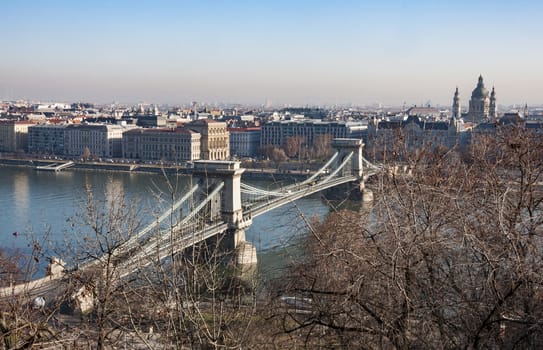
(1, 0), (543, 106)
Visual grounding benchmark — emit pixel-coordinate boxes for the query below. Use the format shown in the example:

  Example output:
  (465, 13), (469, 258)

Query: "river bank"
(0, 157), (309, 181)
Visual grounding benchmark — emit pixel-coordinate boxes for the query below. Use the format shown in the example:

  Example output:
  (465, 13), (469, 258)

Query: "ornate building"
(452, 75), (497, 123)
(186, 119), (230, 160)
(468, 75), (490, 122)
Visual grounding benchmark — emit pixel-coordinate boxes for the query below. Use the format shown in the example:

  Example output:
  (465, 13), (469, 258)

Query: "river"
(0, 166), (330, 277)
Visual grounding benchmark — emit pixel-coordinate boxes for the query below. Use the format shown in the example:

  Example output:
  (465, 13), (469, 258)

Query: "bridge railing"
(116, 182), (226, 271)
(247, 175), (357, 218)
(241, 152), (358, 217)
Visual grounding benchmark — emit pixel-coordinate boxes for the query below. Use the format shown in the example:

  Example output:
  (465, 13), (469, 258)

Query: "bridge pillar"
(331, 138), (372, 201)
(332, 138), (364, 178)
(192, 161), (256, 271)
(360, 180), (374, 203)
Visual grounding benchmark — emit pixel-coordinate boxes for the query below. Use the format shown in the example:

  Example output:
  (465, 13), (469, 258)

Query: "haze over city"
(2, 0), (542, 106)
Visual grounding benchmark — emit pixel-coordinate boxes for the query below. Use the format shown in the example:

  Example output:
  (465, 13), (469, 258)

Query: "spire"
(489, 86), (497, 120)
(452, 86), (461, 119)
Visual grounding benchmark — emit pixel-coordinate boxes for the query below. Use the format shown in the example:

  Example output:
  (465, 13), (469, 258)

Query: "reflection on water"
(13, 170), (29, 225)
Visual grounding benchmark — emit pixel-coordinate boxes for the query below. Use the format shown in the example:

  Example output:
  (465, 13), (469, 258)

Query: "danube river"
(0, 166), (330, 276)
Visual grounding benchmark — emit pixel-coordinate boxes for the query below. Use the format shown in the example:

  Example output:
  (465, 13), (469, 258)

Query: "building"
(64, 124), (125, 158)
(462, 75), (497, 123)
(260, 119), (366, 148)
(451, 75), (498, 124)
(367, 115), (463, 153)
(28, 124), (68, 155)
(122, 127), (201, 162)
(186, 119), (229, 160)
(452, 87), (461, 119)
(467, 111), (543, 144)
(406, 106), (443, 119)
(0, 120), (35, 153)
(228, 127), (261, 158)
(489, 87), (497, 119)
(136, 115), (167, 128)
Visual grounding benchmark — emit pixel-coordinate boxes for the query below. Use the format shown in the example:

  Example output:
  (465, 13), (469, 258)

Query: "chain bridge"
(0, 139), (382, 305)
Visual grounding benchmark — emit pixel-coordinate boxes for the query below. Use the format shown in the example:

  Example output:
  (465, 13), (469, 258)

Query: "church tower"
(452, 87), (461, 119)
(489, 87), (497, 120)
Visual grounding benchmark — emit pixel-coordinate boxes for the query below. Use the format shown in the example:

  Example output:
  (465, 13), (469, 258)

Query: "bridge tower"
(331, 138), (373, 202)
(192, 160), (256, 270)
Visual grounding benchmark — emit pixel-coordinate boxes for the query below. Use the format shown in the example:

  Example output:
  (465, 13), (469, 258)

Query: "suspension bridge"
(0, 139), (381, 307)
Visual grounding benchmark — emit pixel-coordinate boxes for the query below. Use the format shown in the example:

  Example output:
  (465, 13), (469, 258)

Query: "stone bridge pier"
(331, 138), (373, 202)
(192, 160), (257, 274)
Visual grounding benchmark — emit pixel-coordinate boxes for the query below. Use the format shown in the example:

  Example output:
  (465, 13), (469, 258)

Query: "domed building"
(468, 75), (489, 121)
(461, 75), (497, 123)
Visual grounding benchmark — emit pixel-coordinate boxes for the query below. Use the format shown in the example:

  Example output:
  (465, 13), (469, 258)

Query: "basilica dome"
(471, 75), (489, 99)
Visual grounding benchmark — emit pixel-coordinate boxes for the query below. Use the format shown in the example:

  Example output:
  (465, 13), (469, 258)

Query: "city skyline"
(2, 0), (542, 106)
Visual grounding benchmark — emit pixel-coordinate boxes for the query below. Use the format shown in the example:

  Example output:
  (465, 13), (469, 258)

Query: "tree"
(284, 136), (304, 159)
(0, 248), (22, 287)
(110, 172), (260, 349)
(82, 146), (91, 161)
(0, 233), (70, 349)
(63, 180), (142, 349)
(270, 126), (543, 349)
(56, 172), (262, 349)
(270, 147), (288, 166)
(311, 134), (332, 160)
(260, 145), (275, 161)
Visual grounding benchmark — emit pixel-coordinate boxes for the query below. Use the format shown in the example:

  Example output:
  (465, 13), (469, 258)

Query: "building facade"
(64, 124), (125, 158)
(28, 124), (68, 155)
(466, 112), (543, 146)
(228, 127), (261, 158)
(0, 120), (35, 152)
(186, 119), (229, 160)
(465, 75), (495, 123)
(122, 127), (201, 162)
(260, 120), (366, 148)
(367, 115), (463, 154)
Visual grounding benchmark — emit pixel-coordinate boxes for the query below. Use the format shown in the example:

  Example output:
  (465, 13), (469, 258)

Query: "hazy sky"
(2, 0), (542, 106)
